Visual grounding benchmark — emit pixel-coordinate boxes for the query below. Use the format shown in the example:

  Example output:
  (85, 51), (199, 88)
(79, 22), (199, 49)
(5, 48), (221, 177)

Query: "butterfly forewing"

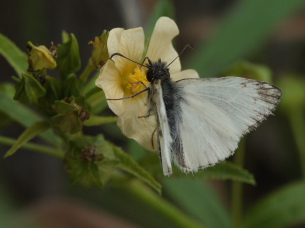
(170, 77), (282, 173)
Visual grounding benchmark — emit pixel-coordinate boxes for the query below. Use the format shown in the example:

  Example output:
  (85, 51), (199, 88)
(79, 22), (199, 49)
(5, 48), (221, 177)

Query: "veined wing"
(173, 76), (282, 173)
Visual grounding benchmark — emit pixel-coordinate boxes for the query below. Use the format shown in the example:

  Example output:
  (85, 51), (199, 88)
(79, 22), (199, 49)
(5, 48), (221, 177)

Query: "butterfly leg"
(107, 87), (150, 100)
(150, 128), (157, 149)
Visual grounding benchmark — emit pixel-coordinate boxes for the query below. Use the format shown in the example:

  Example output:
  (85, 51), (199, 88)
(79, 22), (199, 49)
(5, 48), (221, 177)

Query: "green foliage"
(65, 134), (118, 188)
(0, 90), (61, 145)
(221, 61), (272, 83)
(164, 178), (232, 228)
(56, 33), (81, 78)
(1, 0), (305, 227)
(243, 181), (305, 228)
(0, 33), (27, 76)
(84, 115), (117, 126)
(187, 0), (305, 77)
(4, 121), (50, 158)
(51, 98), (86, 134)
(113, 146), (162, 194)
(13, 72), (46, 104)
(65, 134), (161, 193)
(140, 153), (255, 184)
(26, 41), (57, 71)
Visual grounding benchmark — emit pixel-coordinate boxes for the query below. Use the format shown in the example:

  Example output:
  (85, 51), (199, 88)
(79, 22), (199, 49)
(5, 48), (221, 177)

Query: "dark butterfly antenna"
(110, 53), (153, 70)
(165, 44), (193, 68)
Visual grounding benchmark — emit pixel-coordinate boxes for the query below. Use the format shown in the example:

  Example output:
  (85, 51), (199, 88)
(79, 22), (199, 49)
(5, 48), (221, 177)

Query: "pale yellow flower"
(96, 17), (199, 151)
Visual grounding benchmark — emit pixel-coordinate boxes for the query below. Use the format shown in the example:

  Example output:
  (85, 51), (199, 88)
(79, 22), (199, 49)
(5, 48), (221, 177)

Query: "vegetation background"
(1, 0), (305, 227)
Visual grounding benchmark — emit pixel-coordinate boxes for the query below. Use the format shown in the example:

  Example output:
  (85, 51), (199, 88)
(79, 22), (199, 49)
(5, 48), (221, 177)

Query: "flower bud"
(89, 30), (109, 69)
(27, 41), (57, 72)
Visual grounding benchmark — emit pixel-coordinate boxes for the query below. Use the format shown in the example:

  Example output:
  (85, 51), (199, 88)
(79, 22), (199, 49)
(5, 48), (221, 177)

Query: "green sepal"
(64, 134), (118, 188)
(62, 74), (83, 98)
(37, 76), (62, 116)
(56, 33), (81, 78)
(51, 98), (83, 134)
(65, 134), (161, 193)
(51, 98), (89, 134)
(13, 72), (46, 104)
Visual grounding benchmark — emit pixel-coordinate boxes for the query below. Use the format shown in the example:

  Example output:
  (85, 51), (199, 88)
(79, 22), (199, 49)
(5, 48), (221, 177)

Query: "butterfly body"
(146, 59), (186, 175)
(145, 59), (282, 176)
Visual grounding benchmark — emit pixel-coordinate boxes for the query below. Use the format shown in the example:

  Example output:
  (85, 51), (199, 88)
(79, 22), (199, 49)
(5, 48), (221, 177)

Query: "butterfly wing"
(172, 76), (282, 173)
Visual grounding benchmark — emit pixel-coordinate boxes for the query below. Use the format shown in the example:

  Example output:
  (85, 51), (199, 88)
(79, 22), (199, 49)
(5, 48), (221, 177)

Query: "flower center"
(122, 65), (149, 98)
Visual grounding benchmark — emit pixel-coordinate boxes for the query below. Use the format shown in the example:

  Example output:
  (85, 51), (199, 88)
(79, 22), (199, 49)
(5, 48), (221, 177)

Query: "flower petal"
(107, 28), (124, 56)
(171, 69), (200, 81)
(146, 17), (181, 73)
(95, 60), (124, 116)
(117, 98), (157, 151)
(109, 27), (145, 76)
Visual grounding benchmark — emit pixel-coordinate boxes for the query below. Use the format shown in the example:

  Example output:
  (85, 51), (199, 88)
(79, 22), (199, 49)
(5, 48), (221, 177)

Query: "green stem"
(79, 61), (96, 83)
(288, 110), (305, 178)
(0, 135), (64, 159)
(232, 138), (246, 227)
(127, 180), (203, 228)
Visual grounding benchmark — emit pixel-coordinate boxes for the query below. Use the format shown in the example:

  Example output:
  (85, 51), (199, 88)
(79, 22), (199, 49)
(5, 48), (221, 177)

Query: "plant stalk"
(288, 110), (305, 178)
(232, 138), (246, 227)
(79, 61), (96, 83)
(0, 135), (64, 159)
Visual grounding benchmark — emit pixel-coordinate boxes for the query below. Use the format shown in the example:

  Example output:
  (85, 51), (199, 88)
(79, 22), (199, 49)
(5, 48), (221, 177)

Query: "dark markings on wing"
(176, 77), (282, 138)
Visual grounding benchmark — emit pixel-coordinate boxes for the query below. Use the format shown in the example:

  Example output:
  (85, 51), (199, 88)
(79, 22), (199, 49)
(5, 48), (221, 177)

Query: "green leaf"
(4, 121), (50, 158)
(0, 33), (27, 76)
(38, 76), (62, 115)
(0, 90), (61, 146)
(188, 0), (305, 77)
(243, 181), (305, 228)
(56, 33), (81, 78)
(198, 162), (255, 185)
(163, 178), (232, 228)
(221, 60), (272, 83)
(14, 72), (46, 104)
(113, 146), (162, 194)
(84, 115), (117, 126)
(140, 153), (255, 184)
(62, 74), (83, 97)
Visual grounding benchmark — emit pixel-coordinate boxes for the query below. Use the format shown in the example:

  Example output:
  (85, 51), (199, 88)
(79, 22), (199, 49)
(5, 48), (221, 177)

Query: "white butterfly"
(109, 53), (282, 176)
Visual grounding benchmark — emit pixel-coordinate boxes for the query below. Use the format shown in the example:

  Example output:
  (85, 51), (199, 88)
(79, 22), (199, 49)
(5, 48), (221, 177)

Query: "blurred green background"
(1, 0), (305, 227)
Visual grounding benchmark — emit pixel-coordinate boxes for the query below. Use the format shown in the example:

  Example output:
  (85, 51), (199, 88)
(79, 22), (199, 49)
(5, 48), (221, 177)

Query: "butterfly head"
(146, 59), (170, 82)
